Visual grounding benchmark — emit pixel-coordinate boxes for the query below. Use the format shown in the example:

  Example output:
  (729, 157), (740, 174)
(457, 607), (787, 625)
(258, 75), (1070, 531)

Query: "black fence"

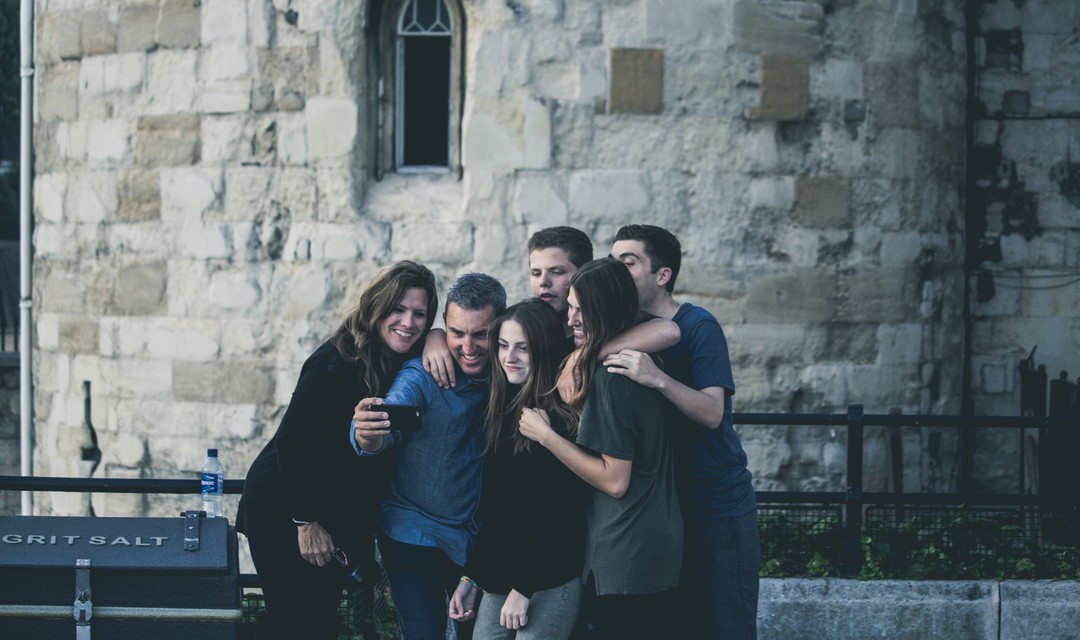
(3, 407), (1080, 635)
(746, 406), (1080, 575)
(3, 406), (1079, 574)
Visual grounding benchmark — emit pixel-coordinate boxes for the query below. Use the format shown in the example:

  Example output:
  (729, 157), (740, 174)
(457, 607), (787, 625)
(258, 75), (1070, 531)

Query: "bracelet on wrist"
(460, 575), (479, 590)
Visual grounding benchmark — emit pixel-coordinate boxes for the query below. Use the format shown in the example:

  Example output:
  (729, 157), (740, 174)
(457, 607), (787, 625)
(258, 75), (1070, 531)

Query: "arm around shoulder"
(599, 317), (679, 358)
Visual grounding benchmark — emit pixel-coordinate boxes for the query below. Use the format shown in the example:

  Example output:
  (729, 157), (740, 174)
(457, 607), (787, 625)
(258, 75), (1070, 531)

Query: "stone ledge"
(759, 578), (1080, 639)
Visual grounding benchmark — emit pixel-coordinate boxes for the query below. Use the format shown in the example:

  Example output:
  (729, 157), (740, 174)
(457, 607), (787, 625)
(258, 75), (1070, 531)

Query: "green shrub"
(761, 508), (1080, 581)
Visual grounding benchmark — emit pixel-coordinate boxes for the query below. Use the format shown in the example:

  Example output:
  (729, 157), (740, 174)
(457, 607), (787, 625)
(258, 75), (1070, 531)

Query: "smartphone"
(371, 404), (423, 432)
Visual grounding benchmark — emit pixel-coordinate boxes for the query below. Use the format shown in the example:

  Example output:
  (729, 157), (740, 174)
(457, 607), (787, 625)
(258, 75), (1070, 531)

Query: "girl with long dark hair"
(518, 259), (683, 639)
(449, 299), (587, 639)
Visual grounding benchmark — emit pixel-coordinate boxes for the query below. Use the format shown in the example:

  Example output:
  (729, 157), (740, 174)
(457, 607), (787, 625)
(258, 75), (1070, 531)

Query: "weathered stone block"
(117, 3), (158, 52)
(644, 0), (731, 45)
(753, 56), (809, 121)
(462, 109), (525, 169)
(204, 43), (252, 82)
(86, 119), (131, 165)
(40, 272), (87, 315)
(159, 167), (223, 221)
(117, 169), (161, 223)
(750, 176), (796, 211)
(568, 170), (650, 222)
(39, 11), (83, 62)
(201, 0), (247, 44)
(79, 52), (146, 97)
(68, 171), (118, 223)
(39, 62), (80, 122)
(278, 113), (308, 166)
(744, 270), (836, 323)
(678, 264), (745, 299)
(179, 222), (233, 259)
(839, 269), (918, 323)
(306, 98), (358, 161)
(514, 172), (568, 226)
(608, 48), (664, 115)
(269, 268), (331, 319)
(312, 167), (356, 223)
(814, 59), (863, 100)
(865, 61), (919, 129)
(876, 323), (923, 365)
(732, 0), (824, 58)
(82, 8), (118, 56)
(794, 177), (853, 228)
(35, 173), (67, 223)
(524, 98), (552, 168)
(173, 361), (275, 405)
(144, 49), (199, 114)
(256, 46), (311, 110)
(159, 0), (202, 49)
(135, 114), (201, 167)
(109, 262), (168, 316)
(202, 79), (254, 114)
(1001, 580), (1080, 639)
(224, 166), (273, 220)
(392, 223), (474, 264)
(58, 318), (100, 355)
(208, 275), (263, 312)
(144, 320), (221, 360)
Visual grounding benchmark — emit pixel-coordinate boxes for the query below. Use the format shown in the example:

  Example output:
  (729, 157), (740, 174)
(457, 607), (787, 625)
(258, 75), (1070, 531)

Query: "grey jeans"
(472, 577), (582, 640)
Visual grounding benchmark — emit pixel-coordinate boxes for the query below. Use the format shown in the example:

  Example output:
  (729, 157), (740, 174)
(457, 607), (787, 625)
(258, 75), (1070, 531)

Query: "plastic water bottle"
(201, 448), (224, 517)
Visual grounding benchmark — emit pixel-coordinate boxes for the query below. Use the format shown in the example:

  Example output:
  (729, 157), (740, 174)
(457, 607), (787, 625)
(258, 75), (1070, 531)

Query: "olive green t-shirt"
(577, 366), (683, 595)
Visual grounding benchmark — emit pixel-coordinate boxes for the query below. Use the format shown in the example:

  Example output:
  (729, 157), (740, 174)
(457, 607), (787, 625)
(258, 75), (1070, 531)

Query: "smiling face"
(377, 287), (430, 354)
(529, 247), (578, 316)
(444, 302), (496, 376)
(566, 287), (586, 347)
(497, 319), (531, 386)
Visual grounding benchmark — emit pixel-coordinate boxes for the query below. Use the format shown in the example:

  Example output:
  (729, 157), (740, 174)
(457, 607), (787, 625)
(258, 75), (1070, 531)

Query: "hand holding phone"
(370, 404), (423, 432)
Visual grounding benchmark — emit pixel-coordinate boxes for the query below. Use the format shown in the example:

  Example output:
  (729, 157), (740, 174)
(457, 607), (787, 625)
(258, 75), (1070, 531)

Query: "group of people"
(236, 224), (760, 640)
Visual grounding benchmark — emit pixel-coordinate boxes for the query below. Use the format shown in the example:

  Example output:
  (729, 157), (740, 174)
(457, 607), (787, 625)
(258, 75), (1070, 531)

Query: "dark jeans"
(379, 534), (476, 640)
(676, 510), (761, 640)
(247, 528), (355, 640)
(586, 573), (678, 640)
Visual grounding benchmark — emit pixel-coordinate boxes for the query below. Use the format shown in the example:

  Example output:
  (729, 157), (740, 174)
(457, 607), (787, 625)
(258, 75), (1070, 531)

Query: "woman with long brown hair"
(449, 299), (587, 639)
(237, 260), (438, 640)
(518, 258), (683, 639)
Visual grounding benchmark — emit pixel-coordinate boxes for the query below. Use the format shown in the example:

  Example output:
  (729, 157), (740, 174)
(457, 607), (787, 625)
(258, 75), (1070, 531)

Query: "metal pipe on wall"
(18, 0), (35, 515)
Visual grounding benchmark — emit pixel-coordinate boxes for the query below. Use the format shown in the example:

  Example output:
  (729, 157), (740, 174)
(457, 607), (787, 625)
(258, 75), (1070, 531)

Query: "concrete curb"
(759, 579), (1080, 639)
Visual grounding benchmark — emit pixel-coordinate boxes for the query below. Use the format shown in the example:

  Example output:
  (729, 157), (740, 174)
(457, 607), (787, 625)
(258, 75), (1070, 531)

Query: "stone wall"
(27, 0), (981, 516)
(966, 0), (1080, 492)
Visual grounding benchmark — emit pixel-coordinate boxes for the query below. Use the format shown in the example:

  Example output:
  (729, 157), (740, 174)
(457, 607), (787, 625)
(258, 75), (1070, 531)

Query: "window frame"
(372, 0), (464, 178)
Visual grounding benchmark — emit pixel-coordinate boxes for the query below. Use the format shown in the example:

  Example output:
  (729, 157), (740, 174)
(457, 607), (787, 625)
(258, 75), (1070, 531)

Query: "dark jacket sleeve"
(274, 342), (360, 524)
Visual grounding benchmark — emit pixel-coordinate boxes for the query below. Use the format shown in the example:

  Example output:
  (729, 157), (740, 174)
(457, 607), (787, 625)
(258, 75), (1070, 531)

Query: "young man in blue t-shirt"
(606, 224), (760, 640)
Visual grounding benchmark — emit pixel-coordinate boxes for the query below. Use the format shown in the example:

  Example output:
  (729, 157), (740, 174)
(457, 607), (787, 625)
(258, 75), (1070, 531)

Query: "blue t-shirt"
(352, 357), (489, 565)
(664, 303), (755, 520)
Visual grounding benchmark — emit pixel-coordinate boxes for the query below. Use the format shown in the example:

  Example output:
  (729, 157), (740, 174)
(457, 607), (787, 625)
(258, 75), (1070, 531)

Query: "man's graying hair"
(445, 272), (507, 316)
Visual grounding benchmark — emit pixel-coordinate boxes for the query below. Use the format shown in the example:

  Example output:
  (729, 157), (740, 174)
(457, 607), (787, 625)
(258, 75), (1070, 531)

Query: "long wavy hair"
(484, 299), (577, 455)
(566, 258), (640, 414)
(332, 261), (439, 395)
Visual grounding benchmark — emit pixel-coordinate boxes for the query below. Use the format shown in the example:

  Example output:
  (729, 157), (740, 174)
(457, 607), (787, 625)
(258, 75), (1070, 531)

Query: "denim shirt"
(351, 357), (489, 566)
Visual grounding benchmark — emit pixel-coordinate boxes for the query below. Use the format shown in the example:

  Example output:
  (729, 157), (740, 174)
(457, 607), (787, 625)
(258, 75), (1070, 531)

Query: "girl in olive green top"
(520, 258), (683, 639)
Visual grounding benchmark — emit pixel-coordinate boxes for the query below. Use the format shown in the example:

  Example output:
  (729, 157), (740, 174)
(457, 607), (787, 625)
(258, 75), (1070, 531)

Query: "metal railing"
(2, 405), (1079, 578)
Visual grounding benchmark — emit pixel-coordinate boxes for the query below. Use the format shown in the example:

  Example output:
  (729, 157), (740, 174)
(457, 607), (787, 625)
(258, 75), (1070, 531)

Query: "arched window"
(373, 0), (463, 176)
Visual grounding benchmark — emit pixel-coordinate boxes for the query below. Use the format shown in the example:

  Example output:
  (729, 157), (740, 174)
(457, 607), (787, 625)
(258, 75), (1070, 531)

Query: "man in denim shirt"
(353, 272), (506, 640)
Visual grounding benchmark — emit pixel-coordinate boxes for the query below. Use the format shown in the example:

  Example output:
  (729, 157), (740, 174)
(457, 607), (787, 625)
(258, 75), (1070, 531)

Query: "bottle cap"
(208, 448), (218, 457)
